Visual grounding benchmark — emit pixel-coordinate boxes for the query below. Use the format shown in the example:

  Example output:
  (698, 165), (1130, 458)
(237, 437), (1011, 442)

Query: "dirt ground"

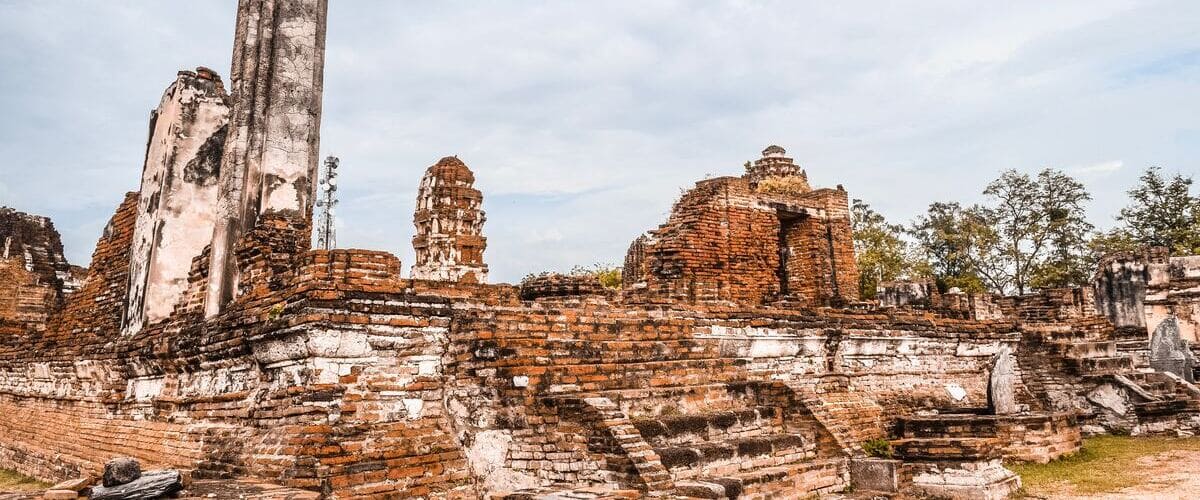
(1021, 449), (1200, 499)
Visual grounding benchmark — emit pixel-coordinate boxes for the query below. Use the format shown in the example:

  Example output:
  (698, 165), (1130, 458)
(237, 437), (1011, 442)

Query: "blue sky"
(1, 1), (1197, 283)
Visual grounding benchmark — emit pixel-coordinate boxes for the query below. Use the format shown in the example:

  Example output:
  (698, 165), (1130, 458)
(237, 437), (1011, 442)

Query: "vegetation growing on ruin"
(1009, 435), (1200, 495)
(861, 438), (893, 459)
(0, 468), (49, 492)
(755, 176), (812, 196)
(570, 264), (622, 289)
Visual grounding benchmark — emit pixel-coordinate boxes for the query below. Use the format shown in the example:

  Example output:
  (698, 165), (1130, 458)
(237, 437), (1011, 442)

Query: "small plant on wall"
(862, 438), (893, 459)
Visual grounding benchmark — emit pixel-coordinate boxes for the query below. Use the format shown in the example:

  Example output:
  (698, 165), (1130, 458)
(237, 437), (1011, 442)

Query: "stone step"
(1067, 356), (1134, 375)
(633, 406), (782, 446)
(682, 458), (846, 499)
(898, 417), (998, 440)
(590, 383), (759, 417)
(655, 432), (810, 478)
(1051, 340), (1117, 359)
(891, 437), (1003, 461)
(1133, 398), (1195, 416)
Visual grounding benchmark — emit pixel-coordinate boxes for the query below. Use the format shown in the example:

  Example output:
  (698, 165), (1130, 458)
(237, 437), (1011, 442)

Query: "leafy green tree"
(910, 169), (1092, 295)
(1086, 228), (1141, 265)
(908, 202), (989, 294)
(982, 169), (1093, 294)
(1117, 166), (1200, 254)
(851, 199), (910, 299)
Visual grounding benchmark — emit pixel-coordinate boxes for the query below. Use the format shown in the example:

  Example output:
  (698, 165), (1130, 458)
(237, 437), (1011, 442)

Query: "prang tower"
(410, 156), (488, 283)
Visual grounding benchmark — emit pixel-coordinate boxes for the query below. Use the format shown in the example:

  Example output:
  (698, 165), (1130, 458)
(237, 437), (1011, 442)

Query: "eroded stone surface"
(123, 68), (229, 334)
(206, 0), (328, 317)
(989, 346), (1018, 415)
(1150, 316), (1196, 382)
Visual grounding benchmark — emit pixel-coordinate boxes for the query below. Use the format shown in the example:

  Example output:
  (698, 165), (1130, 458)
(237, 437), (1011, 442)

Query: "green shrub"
(570, 263), (623, 289)
(862, 438), (893, 458)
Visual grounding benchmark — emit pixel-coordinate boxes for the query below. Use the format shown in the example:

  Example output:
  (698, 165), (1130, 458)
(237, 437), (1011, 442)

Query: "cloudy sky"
(1, 1), (1197, 282)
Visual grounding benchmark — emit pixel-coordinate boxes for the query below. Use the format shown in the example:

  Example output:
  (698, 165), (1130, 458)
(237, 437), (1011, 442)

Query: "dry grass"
(1009, 435), (1200, 496)
(0, 468), (49, 492)
(754, 176), (811, 196)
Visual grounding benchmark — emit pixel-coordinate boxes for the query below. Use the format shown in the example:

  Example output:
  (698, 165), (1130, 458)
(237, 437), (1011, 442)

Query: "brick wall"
(627, 176), (859, 307)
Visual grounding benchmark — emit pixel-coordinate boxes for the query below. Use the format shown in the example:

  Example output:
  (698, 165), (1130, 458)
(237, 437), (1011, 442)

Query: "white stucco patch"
(128, 376), (165, 402)
(403, 398), (424, 419)
(945, 383), (968, 402)
(468, 430), (540, 492)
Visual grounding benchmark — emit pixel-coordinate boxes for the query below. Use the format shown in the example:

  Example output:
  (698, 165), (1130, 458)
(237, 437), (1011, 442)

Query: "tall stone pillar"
(124, 68), (230, 334)
(205, 0), (328, 317)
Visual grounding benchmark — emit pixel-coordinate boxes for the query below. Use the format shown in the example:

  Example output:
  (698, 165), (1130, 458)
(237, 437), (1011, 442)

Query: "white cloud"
(1071, 160), (1125, 175)
(2, 0), (1199, 281)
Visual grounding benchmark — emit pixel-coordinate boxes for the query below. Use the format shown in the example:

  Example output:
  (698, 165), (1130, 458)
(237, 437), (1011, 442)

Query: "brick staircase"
(781, 375), (887, 455)
(620, 383), (846, 499)
(892, 416), (1003, 462)
(1119, 372), (1200, 417)
(1027, 319), (1137, 377)
(889, 415), (1021, 499)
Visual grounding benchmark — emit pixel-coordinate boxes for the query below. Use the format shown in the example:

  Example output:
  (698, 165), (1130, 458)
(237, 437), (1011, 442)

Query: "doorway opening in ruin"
(776, 209), (805, 298)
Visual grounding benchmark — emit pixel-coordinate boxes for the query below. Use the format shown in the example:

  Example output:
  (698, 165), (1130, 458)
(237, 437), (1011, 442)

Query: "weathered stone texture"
(7, 2), (1200, 497)
(0, 207), (78, 308)
(1092, 248), (1200, 372)
(0, 257), (56, 329)
(988, 346), (1018, 415)
(411, 156), (488, 283)
(206, 0), (328, 317)
(123, 68), (230, 335)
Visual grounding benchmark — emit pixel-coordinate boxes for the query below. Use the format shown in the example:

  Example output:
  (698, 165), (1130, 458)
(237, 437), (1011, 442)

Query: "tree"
(909, 169), (1093, 296)
(908, 202), (989, 294)
(1086, 228), (1141, 265)
(1117, 166), (1200, 254)
(851, 199), (910, 299)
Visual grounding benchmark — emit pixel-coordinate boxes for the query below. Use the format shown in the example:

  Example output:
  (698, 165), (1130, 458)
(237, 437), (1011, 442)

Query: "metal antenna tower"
(315, 156), (339, 250)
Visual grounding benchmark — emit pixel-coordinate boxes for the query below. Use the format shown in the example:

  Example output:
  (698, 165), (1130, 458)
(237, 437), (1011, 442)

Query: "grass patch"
(0, 468), (49, 492)
(1009, 435), (1200, 495)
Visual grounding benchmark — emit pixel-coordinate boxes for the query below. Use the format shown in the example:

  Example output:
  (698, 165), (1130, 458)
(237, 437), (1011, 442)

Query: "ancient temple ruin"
(411, 156), (488, 283)
(624, 145), (857, 306)
(2, 1), (1200, 499)
(123, 68), (229, 335)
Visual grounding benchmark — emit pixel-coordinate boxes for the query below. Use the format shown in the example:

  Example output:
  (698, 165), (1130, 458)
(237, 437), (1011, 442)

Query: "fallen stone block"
(49, 475), (95, 493)
(102, 457), (141, 487)
(43, 490), (79, 500)
(90, 470), (182, 500)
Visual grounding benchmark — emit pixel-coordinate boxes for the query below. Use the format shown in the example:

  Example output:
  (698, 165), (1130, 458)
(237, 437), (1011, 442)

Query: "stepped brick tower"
(411, 156), (488, 283)
(746, 144), (810, 189)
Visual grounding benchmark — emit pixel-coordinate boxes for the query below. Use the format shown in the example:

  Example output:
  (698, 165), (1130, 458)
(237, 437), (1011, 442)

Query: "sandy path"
(1027, 450), (1200, 499)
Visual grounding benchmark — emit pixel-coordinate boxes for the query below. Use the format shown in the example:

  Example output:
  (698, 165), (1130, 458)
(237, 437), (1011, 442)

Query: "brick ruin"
(623, 146), (858, 307)
(411, 157), (488, 284)
(2, 2), (1200, 499)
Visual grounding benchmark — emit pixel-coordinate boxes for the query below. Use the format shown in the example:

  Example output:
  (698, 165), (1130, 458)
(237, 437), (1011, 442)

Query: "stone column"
(206, 0), (328, 317)
(124, 69), (229, 334)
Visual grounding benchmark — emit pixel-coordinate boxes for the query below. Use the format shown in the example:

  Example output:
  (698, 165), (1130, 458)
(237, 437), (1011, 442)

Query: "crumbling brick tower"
(0, 208), (77, 329)
(411, 156), (489, 283)
(624, 145), (859, 306)
(123, 68), (230, 335)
